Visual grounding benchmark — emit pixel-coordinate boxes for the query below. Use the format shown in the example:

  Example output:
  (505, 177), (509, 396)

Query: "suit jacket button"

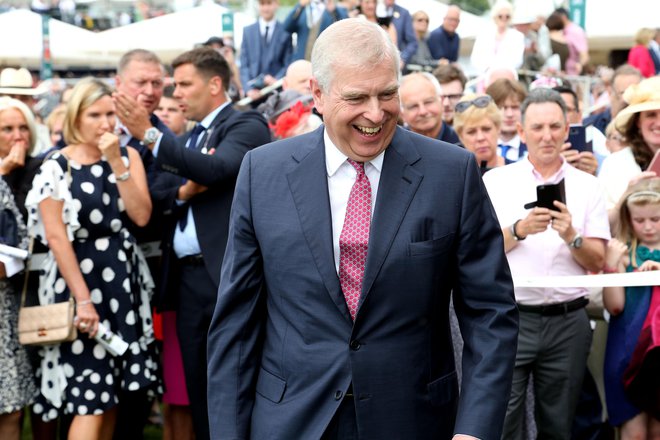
(334, 390), (343, 400)
(349, 340), (361, 350)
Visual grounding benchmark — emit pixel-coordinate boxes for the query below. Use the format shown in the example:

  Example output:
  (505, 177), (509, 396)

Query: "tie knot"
(193, 124), (206, 135)
(347, 159), (366, 176)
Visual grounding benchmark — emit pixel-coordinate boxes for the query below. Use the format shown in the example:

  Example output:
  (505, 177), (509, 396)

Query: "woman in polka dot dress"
(25, 78), (159, 439)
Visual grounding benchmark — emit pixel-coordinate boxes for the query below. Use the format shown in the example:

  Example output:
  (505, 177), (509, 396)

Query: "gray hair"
(521, 88), (567, 125)
(311, 18), (400, 93)
(117, 49), (163, 76)
(0, 97), (37, 154)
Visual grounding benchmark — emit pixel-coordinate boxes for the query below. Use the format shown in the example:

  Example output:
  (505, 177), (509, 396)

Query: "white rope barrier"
(514, 271), (660, 288)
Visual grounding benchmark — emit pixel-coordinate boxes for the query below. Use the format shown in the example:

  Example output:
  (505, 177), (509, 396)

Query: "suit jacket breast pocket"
(407, 233), (454, 258)
(256, 367), (287, 404)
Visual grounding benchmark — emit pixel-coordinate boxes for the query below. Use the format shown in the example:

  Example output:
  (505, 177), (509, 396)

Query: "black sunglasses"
(455, 96), (493, 113)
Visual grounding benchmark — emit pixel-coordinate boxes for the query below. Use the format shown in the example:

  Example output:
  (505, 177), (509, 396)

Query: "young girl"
(603, 178), (660, 439)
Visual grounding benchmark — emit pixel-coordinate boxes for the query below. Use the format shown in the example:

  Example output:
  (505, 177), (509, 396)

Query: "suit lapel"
(287, 130), (349, 322)
(359, 128), (422, 312)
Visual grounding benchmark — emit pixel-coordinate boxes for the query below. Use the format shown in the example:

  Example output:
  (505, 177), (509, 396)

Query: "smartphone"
(528, 179), (566, 211)
(647, 149), (660, 175)
(567, 125), (592, 153)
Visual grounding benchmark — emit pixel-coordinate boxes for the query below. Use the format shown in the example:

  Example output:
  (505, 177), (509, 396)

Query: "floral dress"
(0, 178), (37, 414)
(25, 150), (159, 420)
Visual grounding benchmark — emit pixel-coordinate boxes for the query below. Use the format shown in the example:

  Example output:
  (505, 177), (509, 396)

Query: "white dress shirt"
(259, 17), (276, 42)
(324, 129), (383, 272)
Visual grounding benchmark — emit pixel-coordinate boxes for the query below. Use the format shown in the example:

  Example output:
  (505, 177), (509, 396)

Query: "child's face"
(629, 203), (660, 248)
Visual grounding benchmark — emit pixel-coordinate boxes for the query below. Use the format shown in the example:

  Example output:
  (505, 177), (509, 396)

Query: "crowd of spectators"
(0, 1), (659, 439)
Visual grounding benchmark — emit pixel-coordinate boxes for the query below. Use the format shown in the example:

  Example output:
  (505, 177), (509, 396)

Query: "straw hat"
(0, 67), (47, 96)
(615, 76), (660, 132)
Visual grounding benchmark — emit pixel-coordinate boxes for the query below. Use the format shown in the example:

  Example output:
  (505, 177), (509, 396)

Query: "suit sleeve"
(239, 30), (253, 90)
(398, 10), (419, 64)
(155, 112), (271, 188)
(207, 151), (266, 440)
(283, 4), (304, 33)
(276, 30), (294, 79)
(451, 157), (519, 439)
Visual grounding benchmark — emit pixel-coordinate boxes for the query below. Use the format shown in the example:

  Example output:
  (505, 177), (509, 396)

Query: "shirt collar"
(523, 155), (568, 183)
(200, 101), (230, 129)
(324, 128), (384, 177)
(259, 18), (276, 31)
(498, 134), (521, 149)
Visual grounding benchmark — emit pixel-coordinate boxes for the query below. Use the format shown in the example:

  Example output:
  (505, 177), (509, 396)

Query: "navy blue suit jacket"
(391, 4), (418, 64)
(152, 104), (271, 305)
(207, 126), (518, 439)
(239, 21), (293, 91)
(283, 3), (348, 61)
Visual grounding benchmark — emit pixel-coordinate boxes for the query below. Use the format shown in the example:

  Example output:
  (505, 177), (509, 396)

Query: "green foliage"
(450, 0), (489, 16)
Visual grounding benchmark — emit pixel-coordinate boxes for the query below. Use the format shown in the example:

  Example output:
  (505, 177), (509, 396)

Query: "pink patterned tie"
(339, 160), (372, 321)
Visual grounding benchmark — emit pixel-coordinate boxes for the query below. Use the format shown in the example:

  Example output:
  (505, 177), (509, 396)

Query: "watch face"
(573, 236), (583, 249)
(143, 128), (159, 143)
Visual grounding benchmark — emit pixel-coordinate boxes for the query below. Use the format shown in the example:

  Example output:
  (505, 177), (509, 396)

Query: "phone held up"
(524, 178), (566, 212)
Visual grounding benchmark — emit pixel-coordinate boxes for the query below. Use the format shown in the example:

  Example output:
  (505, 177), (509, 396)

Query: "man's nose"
(364, 98), (384, 122)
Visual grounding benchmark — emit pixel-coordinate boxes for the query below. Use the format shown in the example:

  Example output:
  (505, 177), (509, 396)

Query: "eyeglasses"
(497, 14), (511, 20)
(440, 93), (463, 102)
(455, 96), (493, 113)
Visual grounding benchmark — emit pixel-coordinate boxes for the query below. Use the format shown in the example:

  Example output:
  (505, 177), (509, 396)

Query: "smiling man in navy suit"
(240, 0), (293, 101)
(208, 18), (518, 440)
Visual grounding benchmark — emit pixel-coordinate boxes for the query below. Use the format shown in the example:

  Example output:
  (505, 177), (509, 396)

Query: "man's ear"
(311, 77), (324, 115)
(517, 121), (525, 144)
(209, 76), (223, 96)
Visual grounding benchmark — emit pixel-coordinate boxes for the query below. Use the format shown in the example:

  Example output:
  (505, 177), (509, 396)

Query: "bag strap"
(19, 236), (34, 308)
(20, 151), (72, 308)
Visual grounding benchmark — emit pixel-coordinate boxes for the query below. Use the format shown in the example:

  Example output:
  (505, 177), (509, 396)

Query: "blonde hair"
(453, 93), (502, 136)
(634, 27), (655, 46)
(617, 178), (660, 267)
(63, 77), (113, 146)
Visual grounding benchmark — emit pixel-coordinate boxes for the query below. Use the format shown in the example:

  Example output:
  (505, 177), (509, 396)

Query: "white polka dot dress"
(25, 150), (159, 421)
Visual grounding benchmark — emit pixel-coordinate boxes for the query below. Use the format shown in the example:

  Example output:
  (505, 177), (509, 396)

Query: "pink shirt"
(483, 158), (610, 305)
(564, 22), (588, 75)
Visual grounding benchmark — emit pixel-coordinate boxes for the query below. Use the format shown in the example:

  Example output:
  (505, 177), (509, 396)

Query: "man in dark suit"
(239, 0), (293, 101)
(383, 0), (418, 67)
(283, 0), (348, 61)
(134, 47), (271, 440)
(208, 18), (518, 440)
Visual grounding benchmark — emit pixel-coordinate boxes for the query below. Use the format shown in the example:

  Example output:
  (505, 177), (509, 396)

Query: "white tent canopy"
(89, 4), (252, 64)
(0, 9), (112, 69)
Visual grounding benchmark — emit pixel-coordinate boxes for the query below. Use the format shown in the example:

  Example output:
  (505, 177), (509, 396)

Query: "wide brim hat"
(0, 67), (47, 96)
(614, 76), (660, 132)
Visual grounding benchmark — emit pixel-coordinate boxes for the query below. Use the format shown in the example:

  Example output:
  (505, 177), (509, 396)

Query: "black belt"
(517, 297), (589, 316)
(177, 254), (205, 266)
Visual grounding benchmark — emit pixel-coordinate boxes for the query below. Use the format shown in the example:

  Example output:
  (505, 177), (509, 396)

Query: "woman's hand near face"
(97, 132), (121, 161)
(0, 141), (27, 175)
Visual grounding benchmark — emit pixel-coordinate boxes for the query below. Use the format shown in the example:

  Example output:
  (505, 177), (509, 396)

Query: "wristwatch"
(141, 127), (161, 146)
(568, 232), (583, 249)
(510, 219), (525, 241)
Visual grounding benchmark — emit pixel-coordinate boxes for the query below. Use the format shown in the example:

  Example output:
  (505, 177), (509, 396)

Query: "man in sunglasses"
(483, 88), (609, 439)
(427, 5), (461, 64)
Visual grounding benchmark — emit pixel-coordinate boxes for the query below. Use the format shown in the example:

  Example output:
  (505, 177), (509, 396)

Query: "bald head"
(283, 60), (313, 95)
